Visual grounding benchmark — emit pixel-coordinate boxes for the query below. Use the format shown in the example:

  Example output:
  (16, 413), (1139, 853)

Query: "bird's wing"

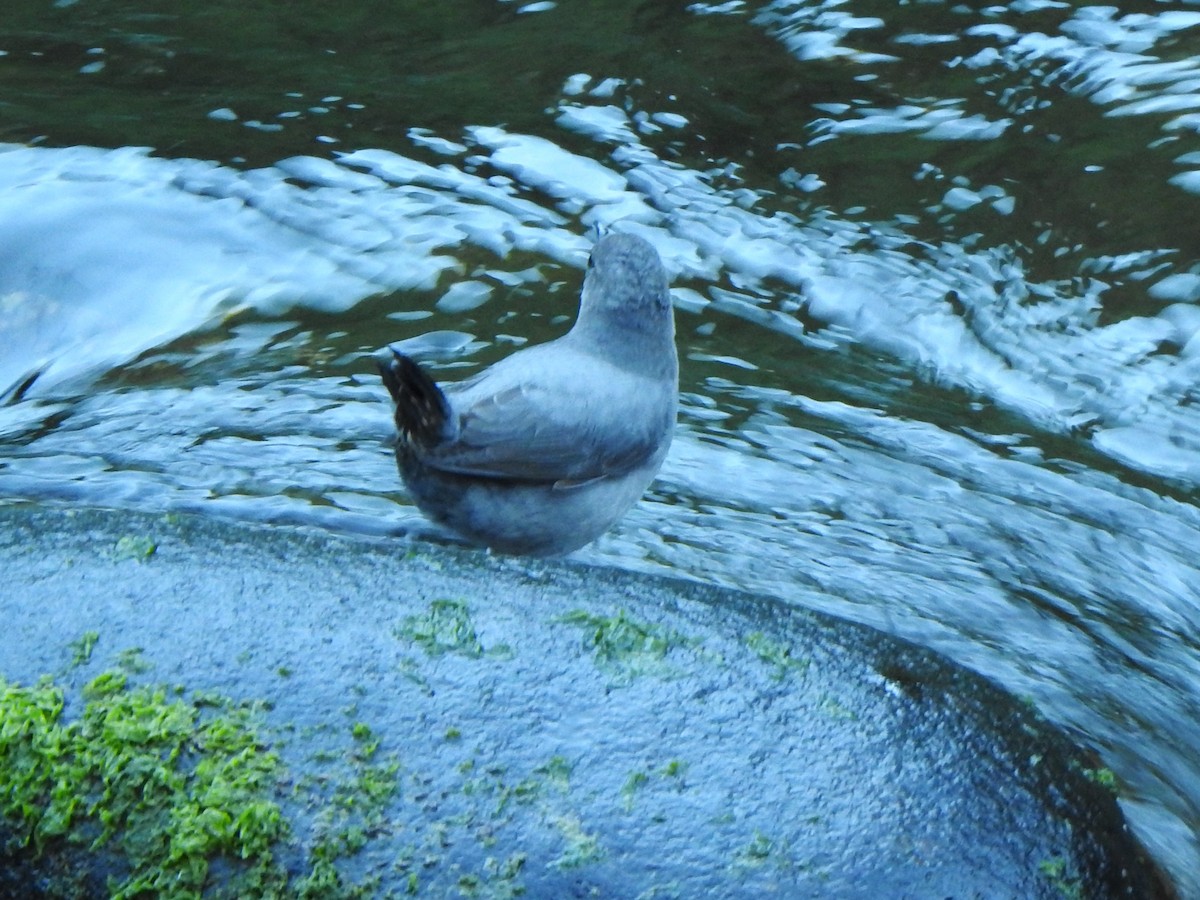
(423, 359), (672, 483)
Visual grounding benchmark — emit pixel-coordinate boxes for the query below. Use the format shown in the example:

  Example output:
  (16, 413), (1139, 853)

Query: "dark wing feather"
(378, 350), (453, 450)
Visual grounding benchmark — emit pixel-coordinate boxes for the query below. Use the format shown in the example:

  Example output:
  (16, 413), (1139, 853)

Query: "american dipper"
(379, 233), (677, 555)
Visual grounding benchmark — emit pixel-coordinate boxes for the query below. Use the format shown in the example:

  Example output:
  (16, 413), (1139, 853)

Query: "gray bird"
(379, 233), (677, 555)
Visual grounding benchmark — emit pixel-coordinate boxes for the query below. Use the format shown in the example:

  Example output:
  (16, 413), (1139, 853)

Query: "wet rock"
(0, 504), (1170, 898)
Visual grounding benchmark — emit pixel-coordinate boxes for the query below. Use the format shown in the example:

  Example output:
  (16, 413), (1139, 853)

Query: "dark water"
(4, 0), (1200, 893)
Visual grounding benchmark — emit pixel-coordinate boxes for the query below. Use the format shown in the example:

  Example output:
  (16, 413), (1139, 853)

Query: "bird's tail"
(378, 350), (452, 450)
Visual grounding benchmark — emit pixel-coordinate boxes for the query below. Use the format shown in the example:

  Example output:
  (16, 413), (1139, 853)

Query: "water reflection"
(3, 1), (1200, 894)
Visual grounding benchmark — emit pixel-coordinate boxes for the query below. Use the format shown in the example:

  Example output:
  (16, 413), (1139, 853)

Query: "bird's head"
(576, 232), (675, 354)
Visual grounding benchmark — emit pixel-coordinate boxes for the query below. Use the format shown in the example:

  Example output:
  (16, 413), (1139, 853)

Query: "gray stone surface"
(0, 503), (1168, 897)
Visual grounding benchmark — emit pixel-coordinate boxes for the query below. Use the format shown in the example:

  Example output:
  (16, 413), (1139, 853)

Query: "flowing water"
(3, 0), (1200, 893)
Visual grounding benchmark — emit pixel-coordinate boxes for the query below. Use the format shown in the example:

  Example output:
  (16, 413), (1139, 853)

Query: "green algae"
(620, 759), (689, 814)
(1086, 767), (1118, 792)
(738, 830), (775, 865)
(818, 694), (857, 721)
(533, 756), (572, 795)
(548, 814), (603, 870)
(557, 609), (688, 680)
(0, 670), (286, 898)
(0, 668), (405, 899)
(292, 717), (402, 898)
(1039, 856), (1085, 900)
(452, 853), (527, 900)
(744, 631), (809, 680)
(114, 534), (158, 563)
(115, 647), (152, 675)
(1071, 759), (1118, 794)
(621, 771), (650, 812)
(659, 760), (686, 781)
(396, 599), (485, 658)
(459, 760), (543, 818)
(68, 631), (100, 668)
(731, 829), (801, 876)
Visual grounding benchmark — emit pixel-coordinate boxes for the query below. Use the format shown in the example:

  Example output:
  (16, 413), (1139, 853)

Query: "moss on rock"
(0, 670), (290, 898)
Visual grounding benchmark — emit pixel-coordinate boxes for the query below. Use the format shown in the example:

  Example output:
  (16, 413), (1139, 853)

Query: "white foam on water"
(810, 103), (1012, 142)
(1010, 0), (1067, 12)
(1108, 94), (1200, 118)
(1169, 170), (1200, 194)
(687, 1), (746, 16)
(651, 112), (689, 129)
(453, 97), (1200, 494)
(1148, 273), (1200, 303)
(469, 126), (630, 206)
(0, 140), (572, 399)
(994, 11), (1200, 134)
(0, 147), (364, 397)
(1159, 303), (1200, 353)
(407, 127), (468, 156)
(892, 32), (958, 46)
(588, 77), (625, 99)
(753, 1), (895, 63)
(435, 280), (493, 314)
(555, 103), (642, 146)
(561, 73), (591, 96)
(16, 116), (1191, 495)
